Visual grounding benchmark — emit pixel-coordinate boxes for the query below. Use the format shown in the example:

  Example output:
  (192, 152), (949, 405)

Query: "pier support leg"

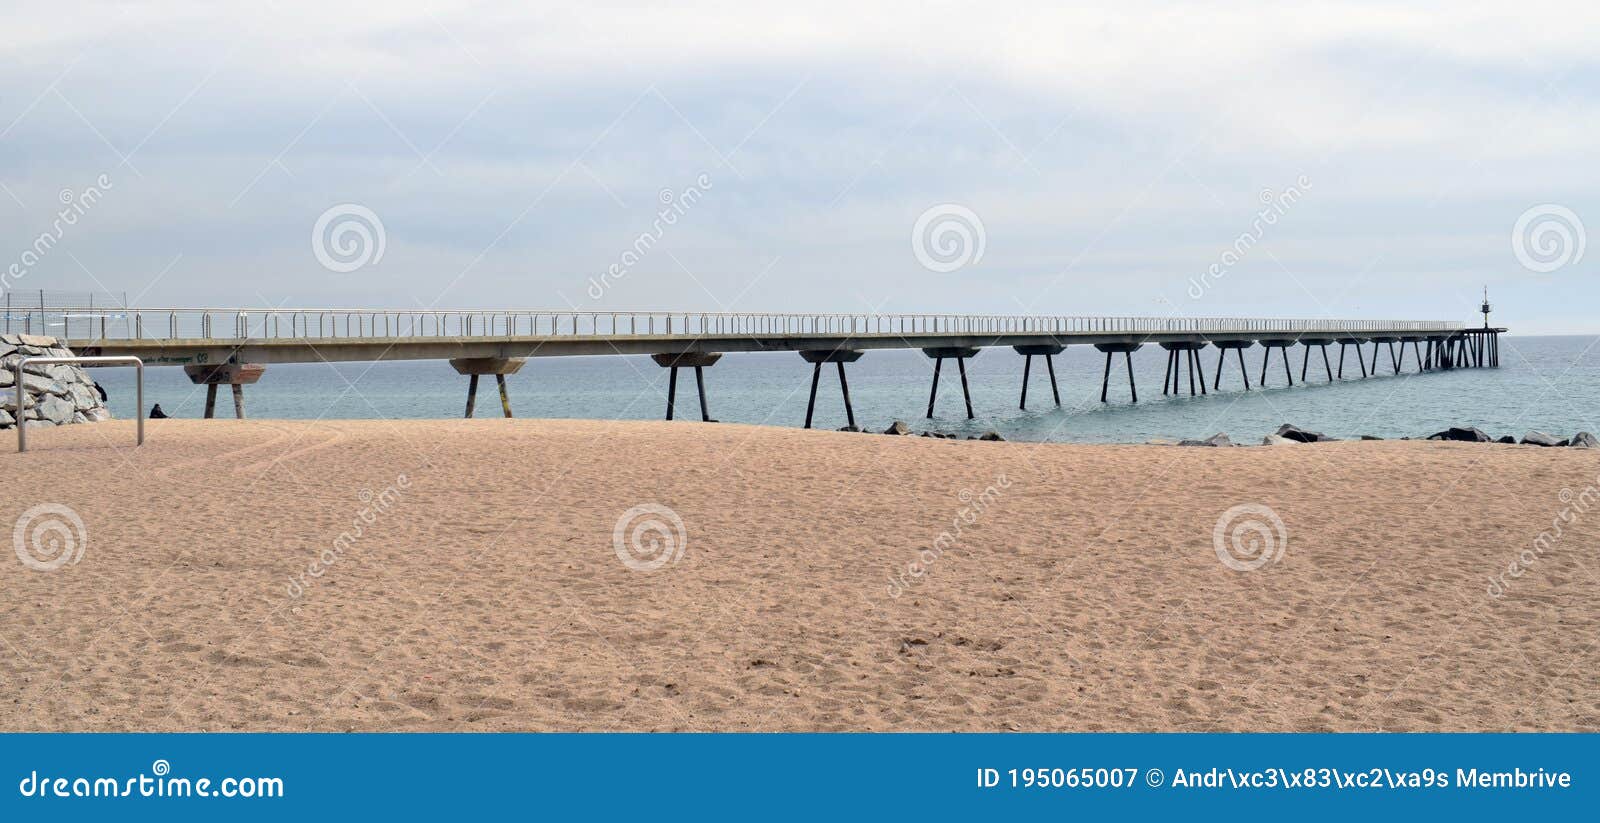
(1162, 350), (1173, 396)
(1094, 343), (1142, 402)
(1213, 349), (1225, 390)
(922, 347), (979, 418)
(1283, 347), (1293, 386)
(1046, 355), (1060, 405)
(805, 363), (822, 428)
(185, 363), (265, 421)
(1338, 344), (1346, 379)
(1301, 344), (1311, 382)
(1125, 352), (1138, 403)
(1320, 344), (1333, 381)
(1021, 354), (1033, 409)
(1370, 341), (1380, 375)
(695, 366), (711, 422)
(495, 374), (513, 418)
(449, 358), (524, 420)
(837, 361), (856, 428)
(799, 349), (863, 429)
(958, 358), (974, 418)
(1389, 341), (1401, 374)
(651, 353), (721, 422)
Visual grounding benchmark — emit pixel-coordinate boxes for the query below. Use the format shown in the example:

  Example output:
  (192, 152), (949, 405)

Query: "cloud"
(1, 2), (1596, 329)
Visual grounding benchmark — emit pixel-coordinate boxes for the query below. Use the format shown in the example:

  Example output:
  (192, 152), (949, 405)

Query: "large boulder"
(882, 420), (912, 436)
(1428, 426), (1492, 442)
(1520, 431), (1568, 447)
(977, 431), (1006, 441)
(0, 336), (110, 430)
(1262, 434), (1299, 446)
(1570, 432), (1599, 449)
(1180, 433), (1234, 447)
(35, 394), (74, 425)
(1275, 423), (1332, 443)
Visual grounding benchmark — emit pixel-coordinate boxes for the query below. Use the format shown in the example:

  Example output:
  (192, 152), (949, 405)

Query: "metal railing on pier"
(33, 307), (1466, 344)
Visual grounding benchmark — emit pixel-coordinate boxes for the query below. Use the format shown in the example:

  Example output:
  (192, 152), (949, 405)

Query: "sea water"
(87, 335), (1600, 444)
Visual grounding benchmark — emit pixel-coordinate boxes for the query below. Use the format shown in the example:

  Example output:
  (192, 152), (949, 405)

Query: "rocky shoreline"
(1151, 423), (1599, 448)
(855, 419), (1598, 448)
(0, 335), (112, 429)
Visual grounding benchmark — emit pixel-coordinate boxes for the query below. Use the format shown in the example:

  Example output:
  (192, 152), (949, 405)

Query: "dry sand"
(1, 418), (1596, 731)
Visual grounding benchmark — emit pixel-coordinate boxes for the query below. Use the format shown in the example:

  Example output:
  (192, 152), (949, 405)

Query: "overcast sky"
(3, 2), (1595, 332)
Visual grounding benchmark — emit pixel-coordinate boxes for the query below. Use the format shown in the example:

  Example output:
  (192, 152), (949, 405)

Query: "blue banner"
(2, 733), (1590, 820)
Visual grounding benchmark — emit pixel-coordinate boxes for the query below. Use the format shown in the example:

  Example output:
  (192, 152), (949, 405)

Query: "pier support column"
(1012, 344), (1064, 410)
(1336, 338), (1368, 379)
(1212, 340), (1253, 391)
(449, 358), (525, 419)
(923, 347), (979, 418)
(1093, 342), (1142, 403)
(1159, 341), (1208, 396)
(799, 349), (863, 429)
(651, 353), (723, 422)
(1256, 340), (1295, 387)
(184, 363), (266, 420)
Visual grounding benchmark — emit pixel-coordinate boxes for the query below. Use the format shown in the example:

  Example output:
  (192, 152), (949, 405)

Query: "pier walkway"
(28, 307), (1502, 425)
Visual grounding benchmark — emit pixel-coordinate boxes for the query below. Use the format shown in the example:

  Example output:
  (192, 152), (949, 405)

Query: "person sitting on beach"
(149, 404), (169, 419)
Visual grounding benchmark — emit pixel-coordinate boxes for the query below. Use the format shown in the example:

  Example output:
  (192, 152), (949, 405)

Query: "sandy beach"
(2, 418), (1596, 732)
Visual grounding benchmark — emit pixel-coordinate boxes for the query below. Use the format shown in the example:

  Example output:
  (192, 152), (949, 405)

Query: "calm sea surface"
(90, 335), (1600, 444)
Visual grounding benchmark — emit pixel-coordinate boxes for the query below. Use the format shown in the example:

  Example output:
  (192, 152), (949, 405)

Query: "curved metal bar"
(16, 355), (143, 452)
